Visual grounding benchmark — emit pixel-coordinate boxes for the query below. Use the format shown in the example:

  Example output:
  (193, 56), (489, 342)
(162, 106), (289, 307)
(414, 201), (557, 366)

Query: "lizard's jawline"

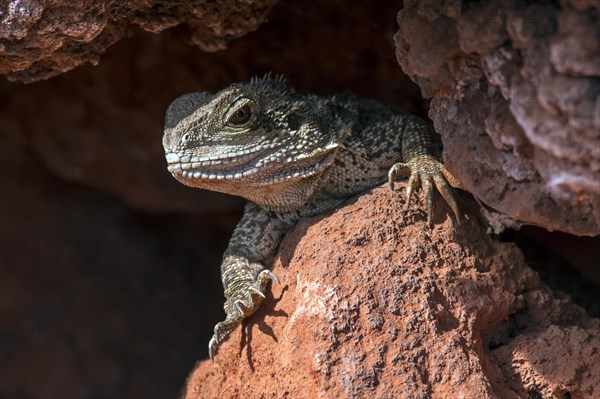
(169, 152), (334, 184)
(165, 142), (280, 172)
(165, 136), (309, 178)
(167, 145), (337, 183)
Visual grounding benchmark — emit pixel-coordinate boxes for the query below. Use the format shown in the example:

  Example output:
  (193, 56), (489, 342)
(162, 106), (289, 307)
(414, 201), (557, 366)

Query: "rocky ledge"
(183, 186), (599, 399)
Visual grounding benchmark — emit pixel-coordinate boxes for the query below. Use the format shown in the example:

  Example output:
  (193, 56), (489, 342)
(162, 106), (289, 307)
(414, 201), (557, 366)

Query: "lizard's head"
(163, 74), (346, 210)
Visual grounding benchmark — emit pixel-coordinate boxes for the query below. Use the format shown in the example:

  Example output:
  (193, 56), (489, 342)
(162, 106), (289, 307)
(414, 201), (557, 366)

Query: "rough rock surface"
(0, 0), (277, 82)
(183, 187), (600, 399)
(394, 0), (600, 236)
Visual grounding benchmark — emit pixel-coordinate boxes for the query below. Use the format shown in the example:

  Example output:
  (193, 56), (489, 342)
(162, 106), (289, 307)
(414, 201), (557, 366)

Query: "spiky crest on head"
(249, 72), (292, 92)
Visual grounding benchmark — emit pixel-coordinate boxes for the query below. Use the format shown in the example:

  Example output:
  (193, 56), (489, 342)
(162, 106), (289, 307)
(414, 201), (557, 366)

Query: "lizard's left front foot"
(388, 155), (462, 226)
(208, 268), (279, 361)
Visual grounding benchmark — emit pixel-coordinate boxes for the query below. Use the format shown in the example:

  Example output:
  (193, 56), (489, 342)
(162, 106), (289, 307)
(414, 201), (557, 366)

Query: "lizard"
(162, 74), (462, 360)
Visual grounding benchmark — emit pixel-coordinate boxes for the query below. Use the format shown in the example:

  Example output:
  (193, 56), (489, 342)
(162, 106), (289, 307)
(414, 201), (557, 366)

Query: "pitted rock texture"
(182, 187), (600, 399)
(394, 0), (600, 236)
(0, 0), (277, 82)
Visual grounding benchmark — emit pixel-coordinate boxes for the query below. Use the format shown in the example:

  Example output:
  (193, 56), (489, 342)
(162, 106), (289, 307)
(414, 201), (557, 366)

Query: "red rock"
(0, 0), (277, 82)
(395, 0), (600, 236)
(182, 187), (600, 399)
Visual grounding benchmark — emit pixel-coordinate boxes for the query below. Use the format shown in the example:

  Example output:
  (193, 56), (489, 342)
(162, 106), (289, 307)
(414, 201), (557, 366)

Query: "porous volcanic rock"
(182, 187), (600, 399)
(0, 0), (277, 82)
(394, 0), (600, 236)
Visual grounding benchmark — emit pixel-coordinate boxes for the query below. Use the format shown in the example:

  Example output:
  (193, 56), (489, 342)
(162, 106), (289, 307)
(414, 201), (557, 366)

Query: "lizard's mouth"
(165, 143), (279, 181)
(165, 142), (339, 185)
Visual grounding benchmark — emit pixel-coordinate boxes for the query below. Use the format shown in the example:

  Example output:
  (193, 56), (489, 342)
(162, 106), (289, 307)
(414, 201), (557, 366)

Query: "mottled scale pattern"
(162, 74), (462, 360)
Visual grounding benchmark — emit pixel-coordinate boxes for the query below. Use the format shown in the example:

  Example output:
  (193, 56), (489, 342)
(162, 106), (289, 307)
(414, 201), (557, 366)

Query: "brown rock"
(550, 7), (600, 76)
(395, 0), (600, 236)
(182, 187), (600, 399)
(0, 0), (277, 82)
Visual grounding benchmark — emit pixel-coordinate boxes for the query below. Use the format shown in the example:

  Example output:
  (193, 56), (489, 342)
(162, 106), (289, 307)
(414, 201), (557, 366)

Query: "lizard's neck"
(242, 157), (337, 213)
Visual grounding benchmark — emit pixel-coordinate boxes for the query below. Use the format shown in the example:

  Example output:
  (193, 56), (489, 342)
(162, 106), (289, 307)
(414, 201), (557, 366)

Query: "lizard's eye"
(227, 105), (252, 126)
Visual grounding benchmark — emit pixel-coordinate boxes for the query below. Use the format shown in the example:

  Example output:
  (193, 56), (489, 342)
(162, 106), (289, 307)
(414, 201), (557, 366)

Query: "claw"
(260, 269), (280, 285)
(249, 285), (266, 298)
(404, 173), (419, 211)
(388, 163), (411, 193)
(433, 172), (461, 223)
(208, 335), (218, 361)
(235, 300), (245, 316)
(422, 177), (433, 227)
(388, 167), (396, 191)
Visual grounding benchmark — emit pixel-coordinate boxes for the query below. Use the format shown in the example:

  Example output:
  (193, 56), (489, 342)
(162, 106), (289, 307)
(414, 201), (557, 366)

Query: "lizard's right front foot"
(208, 268), (279, 361)
(388, 155), (462, 226)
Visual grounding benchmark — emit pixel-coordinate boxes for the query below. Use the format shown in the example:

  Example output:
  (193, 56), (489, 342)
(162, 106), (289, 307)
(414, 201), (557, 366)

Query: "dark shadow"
(240, 285), (290, 370)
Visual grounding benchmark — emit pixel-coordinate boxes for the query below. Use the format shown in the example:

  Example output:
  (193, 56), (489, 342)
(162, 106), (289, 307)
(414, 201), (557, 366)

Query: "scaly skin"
(162, 74), (462, 360)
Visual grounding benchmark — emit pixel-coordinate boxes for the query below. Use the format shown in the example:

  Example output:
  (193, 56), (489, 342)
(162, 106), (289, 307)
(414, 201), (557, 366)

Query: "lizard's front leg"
(387, 116), (463, 226)
(208, 202), (289, 360)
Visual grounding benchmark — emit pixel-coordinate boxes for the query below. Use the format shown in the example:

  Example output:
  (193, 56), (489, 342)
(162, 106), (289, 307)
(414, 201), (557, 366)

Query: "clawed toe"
(249, 285), (266, 298)
(208, 268), (279, 361)
(235, 300), (245, 316)
(208, 336), (218, 361)
(259, 269), (280, 285)
(388, 156), (462, 225)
